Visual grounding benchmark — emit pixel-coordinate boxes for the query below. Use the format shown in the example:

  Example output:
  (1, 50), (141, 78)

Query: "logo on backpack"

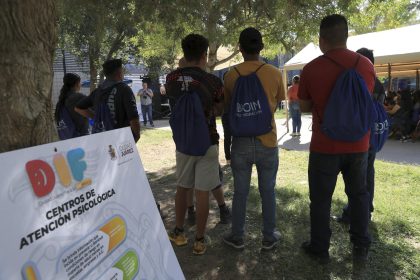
(229, 64), (272, 137)
(169, 73), (211, 156)
(92, 87), (117, 133)
(57, 107), (79, 140)
(320, 55), (376, 142)
(370, 98), (390, 152)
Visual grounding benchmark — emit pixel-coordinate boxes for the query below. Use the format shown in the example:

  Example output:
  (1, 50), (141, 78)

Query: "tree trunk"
(207, 43), (219, 72)
(88, 43), (99, 92)
(0, 0), (57, 153)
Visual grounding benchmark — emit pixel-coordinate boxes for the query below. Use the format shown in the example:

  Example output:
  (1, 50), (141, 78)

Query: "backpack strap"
(233, 67), (241, 76)
(233, 63), (266, 77)
(254, 63), (266, 73)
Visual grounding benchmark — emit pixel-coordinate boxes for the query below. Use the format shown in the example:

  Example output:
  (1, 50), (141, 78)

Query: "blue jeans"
(141, 104), (153, 125)
(230, 137), (279, 239)
(289, 101), (302, 133)
(308, 152), (371, 252)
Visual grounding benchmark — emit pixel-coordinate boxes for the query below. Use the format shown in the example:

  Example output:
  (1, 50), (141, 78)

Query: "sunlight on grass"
(139, 129), (420, 279)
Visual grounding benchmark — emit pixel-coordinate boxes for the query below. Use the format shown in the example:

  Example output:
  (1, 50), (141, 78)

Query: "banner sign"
(0, 128), (184, 280)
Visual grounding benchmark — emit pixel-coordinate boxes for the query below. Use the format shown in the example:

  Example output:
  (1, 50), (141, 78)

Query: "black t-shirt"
(165, 67), (224, 144)
(76, 80), (139, 129)
(65, 92), (89, 135)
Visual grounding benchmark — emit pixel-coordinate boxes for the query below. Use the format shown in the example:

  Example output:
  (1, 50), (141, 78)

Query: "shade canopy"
(284, 24), (420, 78)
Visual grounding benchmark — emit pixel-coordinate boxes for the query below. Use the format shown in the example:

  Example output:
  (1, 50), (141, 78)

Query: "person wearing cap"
(222, 27), (285, 251)
(75, 58), (140, 142)
(287, 75), (302, 136)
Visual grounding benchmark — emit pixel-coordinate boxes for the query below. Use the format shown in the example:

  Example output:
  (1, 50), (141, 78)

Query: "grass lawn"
(138, 129), (420, 280)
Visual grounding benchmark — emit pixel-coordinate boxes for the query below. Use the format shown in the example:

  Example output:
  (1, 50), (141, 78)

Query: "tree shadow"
(144, 164), (417, 279)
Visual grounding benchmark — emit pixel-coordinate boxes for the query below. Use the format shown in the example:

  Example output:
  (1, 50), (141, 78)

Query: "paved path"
(151, 116), (420, 165)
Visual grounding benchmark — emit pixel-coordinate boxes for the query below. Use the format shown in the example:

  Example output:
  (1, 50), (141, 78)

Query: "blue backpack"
(320, 55), (376, 142)
(56, 107), (79, 140)
(229, 64), (272, 137)
(169, 73), (211, 156)
(92, 86), (117, 133)
(370, 95), (389, 152)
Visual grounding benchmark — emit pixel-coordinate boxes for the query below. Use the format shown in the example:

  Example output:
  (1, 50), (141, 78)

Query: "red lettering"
(25, 160), (55, 197)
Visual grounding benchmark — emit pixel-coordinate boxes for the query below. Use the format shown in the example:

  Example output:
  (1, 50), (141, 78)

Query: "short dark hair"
(239, 27), (264, 54)
(102, 59), (123, 77)
(356, 48), (374, 64)
(320, 14), (348, 45)
(181, 34), (209, 62)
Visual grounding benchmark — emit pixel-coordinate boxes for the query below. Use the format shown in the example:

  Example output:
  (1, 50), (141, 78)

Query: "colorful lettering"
(25, 160), (55, 197)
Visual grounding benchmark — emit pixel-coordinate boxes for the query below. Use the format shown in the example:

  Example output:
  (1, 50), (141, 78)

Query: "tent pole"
(387, 63), (392, 92)
(283, 69), (289, 133)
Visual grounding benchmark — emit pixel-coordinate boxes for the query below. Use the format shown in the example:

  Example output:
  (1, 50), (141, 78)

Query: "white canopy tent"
(281, 24), (420, 132)
(284, 24), (420, 88)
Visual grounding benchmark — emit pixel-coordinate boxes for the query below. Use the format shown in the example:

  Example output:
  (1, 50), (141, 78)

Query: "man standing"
(138, 81), (154, 127)
(75, 59), (140, 142)
(298, 15), (375, 262)
(166, 34), (225, 255)
(333, 47), (386, 224)
(222, 27), (285, 251)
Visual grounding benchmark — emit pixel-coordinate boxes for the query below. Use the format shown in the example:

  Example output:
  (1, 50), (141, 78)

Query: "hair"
(54, 73), (81, 124)
(320, 14), (348, 46)
(102, 59), (123, 77)
(356, 48), (374, 64)
(239, 27), (264, 54)
(181, 34), (209, 62)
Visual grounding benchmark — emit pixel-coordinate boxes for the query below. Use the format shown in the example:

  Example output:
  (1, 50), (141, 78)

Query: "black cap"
(239, 27), (263, 54)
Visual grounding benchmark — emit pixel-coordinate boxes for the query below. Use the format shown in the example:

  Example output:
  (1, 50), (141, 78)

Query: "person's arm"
(75, 94), (95, 118)
(130, 118), (140, 142)
(122, 86), (141, 141)
(75, 107), (94, 119)
(148, 89), (154, 98)
(388, 104), (400, 115)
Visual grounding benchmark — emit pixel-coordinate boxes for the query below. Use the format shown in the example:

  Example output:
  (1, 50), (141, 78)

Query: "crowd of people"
(52, 13), (418, 264)
(385, 88), (420, 142)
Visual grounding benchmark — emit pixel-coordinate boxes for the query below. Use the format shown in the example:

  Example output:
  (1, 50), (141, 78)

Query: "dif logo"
(25, 148), (91, 198)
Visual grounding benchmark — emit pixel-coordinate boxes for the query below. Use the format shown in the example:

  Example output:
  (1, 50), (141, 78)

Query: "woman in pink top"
(287, 75), (302, 136)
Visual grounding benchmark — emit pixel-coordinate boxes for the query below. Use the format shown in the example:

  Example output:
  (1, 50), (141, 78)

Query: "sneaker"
(193, 237), (207, 255)
(219, 205), (232, 224)
(262, 231), (281, 250)
(168, 228), (188, 246)
(296, 132), (301, 136)
(353, 245), (369, 262)
(150, 123), (155, 127)
(301, 241), (330, 263)
(187, 207), (196, 225)
(223, 233), (245, 249)
(290, 132), (297, 136)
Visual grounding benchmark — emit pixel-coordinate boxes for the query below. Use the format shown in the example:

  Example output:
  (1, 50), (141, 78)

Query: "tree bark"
(0, 0), (57, 152)
(88, 42), (100, 92)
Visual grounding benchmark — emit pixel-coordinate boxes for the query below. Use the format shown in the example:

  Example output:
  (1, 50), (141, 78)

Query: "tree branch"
(213, 45), (240, 67)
